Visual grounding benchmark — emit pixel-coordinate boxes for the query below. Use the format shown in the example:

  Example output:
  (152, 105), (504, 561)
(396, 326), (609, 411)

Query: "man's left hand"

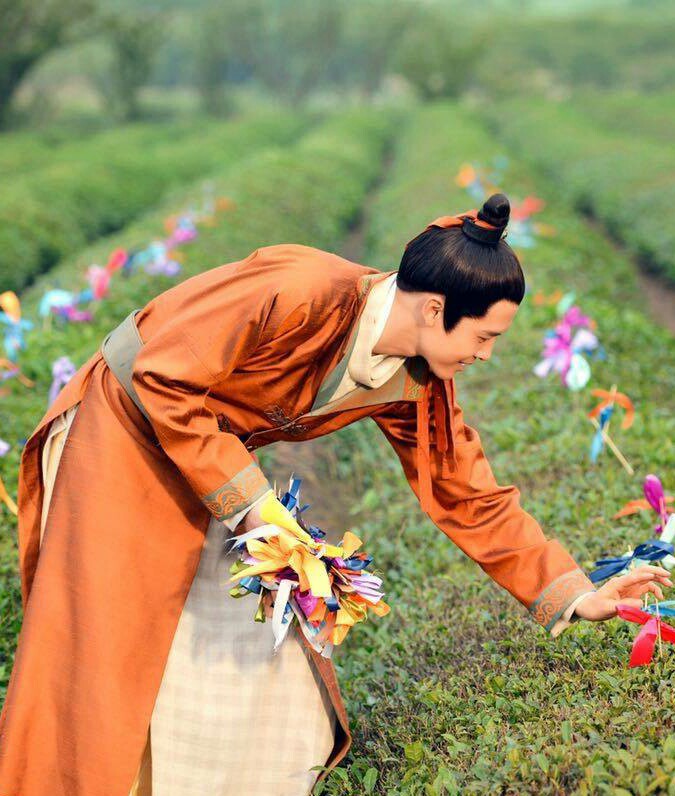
(574, 564), (673, 622)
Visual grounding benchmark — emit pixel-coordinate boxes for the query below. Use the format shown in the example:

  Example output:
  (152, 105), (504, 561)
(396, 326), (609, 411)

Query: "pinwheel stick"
(0, 477), (17, 515)
(588, 416), (634, 475)
(644, 592), (663, 658)
(0, 358), (34, 388)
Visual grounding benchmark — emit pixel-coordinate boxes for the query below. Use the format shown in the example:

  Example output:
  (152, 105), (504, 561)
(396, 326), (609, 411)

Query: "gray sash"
(101, 309), (150, 421)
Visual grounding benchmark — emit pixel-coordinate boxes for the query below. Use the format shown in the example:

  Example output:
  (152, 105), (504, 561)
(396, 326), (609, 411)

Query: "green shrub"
(479, 97), (675, 284)
(0, 112), (307, 293)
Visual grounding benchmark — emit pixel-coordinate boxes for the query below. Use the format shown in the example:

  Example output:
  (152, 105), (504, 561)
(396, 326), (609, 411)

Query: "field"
(1, 90), (674, 796)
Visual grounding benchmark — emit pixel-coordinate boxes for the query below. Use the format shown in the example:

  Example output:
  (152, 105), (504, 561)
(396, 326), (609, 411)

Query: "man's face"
(417, 298), (519, 381)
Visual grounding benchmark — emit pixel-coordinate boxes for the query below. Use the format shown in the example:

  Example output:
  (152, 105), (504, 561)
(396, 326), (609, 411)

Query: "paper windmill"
(590, 539), (674, 584)
(616, 603), (675, 667)
(644, 600), (675, 618)
(226, 474), (389, 658)
(614, 474), (673, 536)
(48, 356), (77, 406)
(0, 292), (33, 362)
(454, 159), (505, 203)
(508, 195), (552, 248)
(588, 385), (635, 474)
(532, 289), (564, 307)
(533, 304), (603, 391)
(164, 214), (198, 246)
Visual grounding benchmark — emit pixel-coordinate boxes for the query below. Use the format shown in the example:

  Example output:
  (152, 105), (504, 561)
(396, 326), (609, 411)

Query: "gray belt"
(100, 309), (150, 421)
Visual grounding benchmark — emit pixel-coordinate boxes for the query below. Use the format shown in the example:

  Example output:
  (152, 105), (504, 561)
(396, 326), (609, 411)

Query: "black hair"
(397, 193), (525, 333)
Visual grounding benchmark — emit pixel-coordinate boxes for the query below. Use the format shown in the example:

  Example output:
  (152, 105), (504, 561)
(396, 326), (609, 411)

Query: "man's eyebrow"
(482, 330), (502, 337)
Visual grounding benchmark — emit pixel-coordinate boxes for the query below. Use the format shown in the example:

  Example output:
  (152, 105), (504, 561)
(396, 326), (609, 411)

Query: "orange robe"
(0, 244), (595, 795)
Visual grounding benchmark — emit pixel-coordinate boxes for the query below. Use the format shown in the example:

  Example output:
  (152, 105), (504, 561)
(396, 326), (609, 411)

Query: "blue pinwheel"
(590, 539), (674, 584)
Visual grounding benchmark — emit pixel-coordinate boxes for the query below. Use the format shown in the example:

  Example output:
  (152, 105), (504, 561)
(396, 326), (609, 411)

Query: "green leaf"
(561, 720), (573, 743)
(364, 767), (378, 793)
(331, 767), (349, 784)
(404, 740), (425, 764)
(664, 735), (675, 758)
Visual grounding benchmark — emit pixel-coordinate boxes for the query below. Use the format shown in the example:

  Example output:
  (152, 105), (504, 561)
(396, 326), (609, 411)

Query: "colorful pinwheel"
(588, 385), (635, 474)
(644, 600), (675, 618)
(614, 474), (673, 535)
(48, 356), (77, 406)
(532, 289), (564, 307)
(226, 475), (389, 658)
(0, 358), (34, 396)
(533, 304), (603, 391)
(590, 539), (674, 584)
(616, 603), (675, 667)
(0, 292), (33, 362)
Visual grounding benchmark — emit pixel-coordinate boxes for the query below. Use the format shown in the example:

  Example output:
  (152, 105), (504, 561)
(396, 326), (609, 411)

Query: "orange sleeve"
(130, 251), (278, 522)
(370, 397), (595, 633)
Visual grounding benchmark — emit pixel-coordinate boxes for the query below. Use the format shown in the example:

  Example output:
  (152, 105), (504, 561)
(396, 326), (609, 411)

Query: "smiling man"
(1, 193), (669, 796)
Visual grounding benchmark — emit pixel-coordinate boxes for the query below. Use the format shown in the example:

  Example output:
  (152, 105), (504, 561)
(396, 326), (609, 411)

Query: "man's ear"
(421, 295), (444, 327)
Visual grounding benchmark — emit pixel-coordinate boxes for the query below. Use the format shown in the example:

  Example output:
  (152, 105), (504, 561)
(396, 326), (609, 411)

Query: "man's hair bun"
(477, 193), (510, 230)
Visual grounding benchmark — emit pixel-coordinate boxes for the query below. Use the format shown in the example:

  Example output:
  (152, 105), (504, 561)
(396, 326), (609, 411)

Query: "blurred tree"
(0, 0), (97, 128)
(338, 0), (416, 98)
(256, 0), (344, 105)
(393, 8), (485, 100)
(194, 0), (263, 116)
(193, 0), (345, 109)
(94, 10), (162, 121)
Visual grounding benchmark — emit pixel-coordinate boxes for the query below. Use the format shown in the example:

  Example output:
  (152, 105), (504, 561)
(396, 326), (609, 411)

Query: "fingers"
(622, 579), (665, 600)
(612, 566), (673, 588)
(642, 581), (665, 600)
(619, 597), (644, 609)
(633, 565), (671, 580)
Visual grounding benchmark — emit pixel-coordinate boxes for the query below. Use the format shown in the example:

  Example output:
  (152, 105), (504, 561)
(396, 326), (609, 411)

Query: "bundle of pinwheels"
(225, 475), (390, 658)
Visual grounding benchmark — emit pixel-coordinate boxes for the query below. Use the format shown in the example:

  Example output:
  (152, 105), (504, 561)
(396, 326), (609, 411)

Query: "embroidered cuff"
(549, 591), (596, 637)
(528, 569), (596, 633)
(222, 488), (275, 532)
(201, 462), (272, 522)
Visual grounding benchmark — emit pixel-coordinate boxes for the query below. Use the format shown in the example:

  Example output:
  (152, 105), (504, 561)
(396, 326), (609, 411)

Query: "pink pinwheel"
(86, 265), (111, 301)
(533, 304), (601, 390)
(645, 475), (672, 532)
(561, 306), (593, 330)
(616, 604), (675, 667)
(614, 474), (673, 535)
(105, 248), (128, 275)
(533, 332), (571, 379)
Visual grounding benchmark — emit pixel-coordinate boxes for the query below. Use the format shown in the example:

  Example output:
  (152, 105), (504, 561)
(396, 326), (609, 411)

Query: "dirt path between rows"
(636, 269), (675, 335)
(584, 216), (675, 334)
